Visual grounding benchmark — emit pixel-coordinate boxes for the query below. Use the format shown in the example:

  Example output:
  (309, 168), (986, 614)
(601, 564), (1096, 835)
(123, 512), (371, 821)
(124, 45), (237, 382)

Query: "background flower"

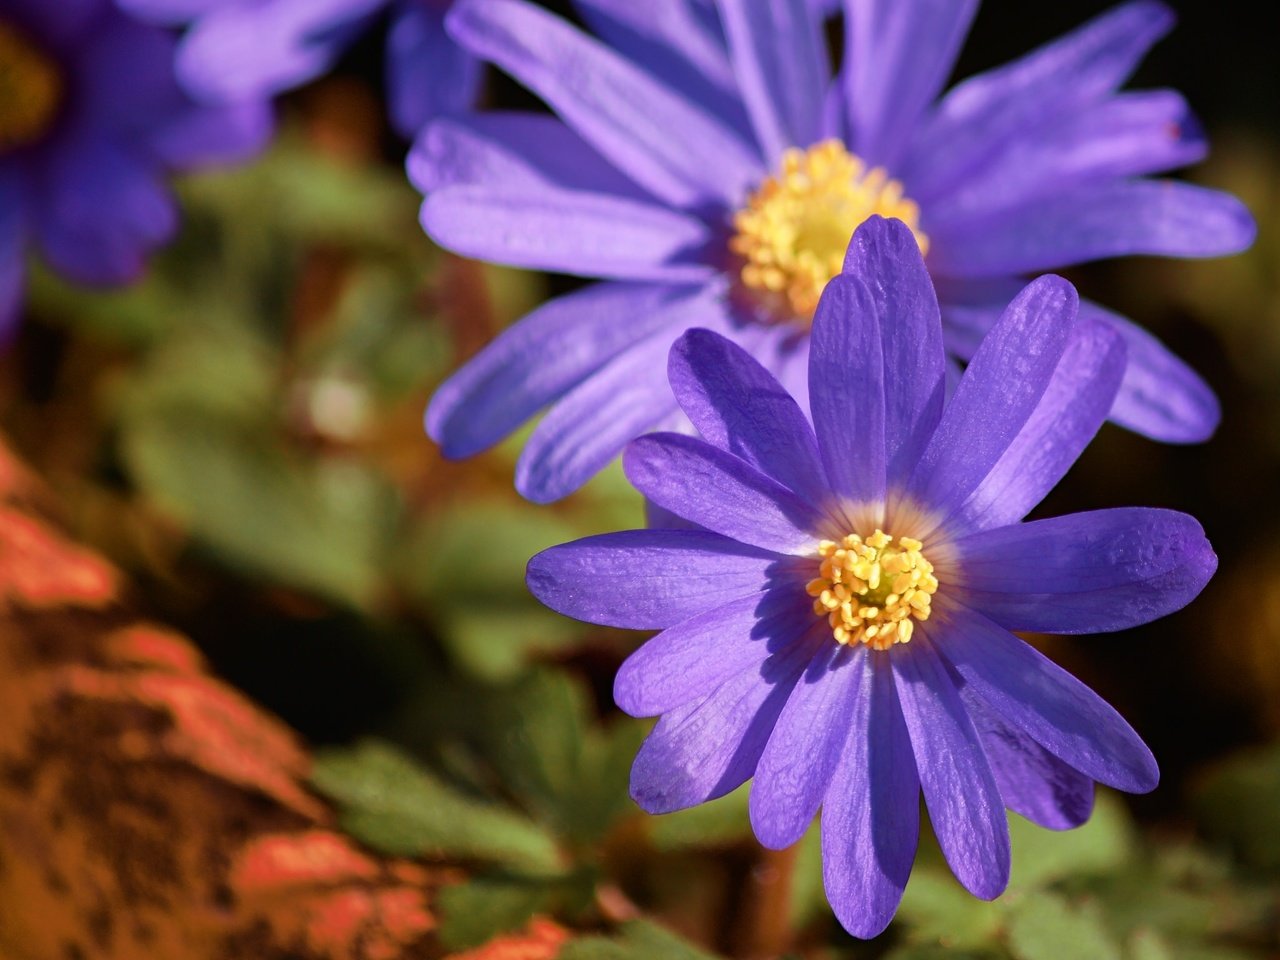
(118, 0), (480, 139)
(0, 0), (270, 337)
(527, 217), (1217, 937)
(416, 0), (1254, 503)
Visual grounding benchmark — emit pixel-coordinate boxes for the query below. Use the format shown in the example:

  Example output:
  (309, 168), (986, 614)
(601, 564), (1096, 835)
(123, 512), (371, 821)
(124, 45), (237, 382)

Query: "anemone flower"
(416, 0), (1253, 503)
(526, 217), (1217, 938)
(117, 0), (479, 139)
(0, 0), (270, 337)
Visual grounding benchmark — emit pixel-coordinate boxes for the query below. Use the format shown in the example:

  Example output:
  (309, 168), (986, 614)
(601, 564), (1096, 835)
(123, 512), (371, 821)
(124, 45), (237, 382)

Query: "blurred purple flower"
(415, 0), (1254, 503)
(527, 217), (1217, 938)
(0, 0), (271, 337)
(118, 0), (480, 139)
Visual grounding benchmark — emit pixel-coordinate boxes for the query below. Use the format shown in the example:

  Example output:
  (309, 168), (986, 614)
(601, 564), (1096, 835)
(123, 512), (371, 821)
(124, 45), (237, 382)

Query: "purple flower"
(0, 0), (271, 337)
(525, 218), (1216, 938)
(415, 0), (1255, 503)
(118, 0), (480, 139)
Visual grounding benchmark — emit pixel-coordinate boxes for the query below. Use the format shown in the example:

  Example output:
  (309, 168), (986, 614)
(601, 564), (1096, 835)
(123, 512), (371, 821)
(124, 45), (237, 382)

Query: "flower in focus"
(118, 0), (480, 139)
(526, 217), (1217, 938)
(0, 0), (271, 336)
(416, 0), (1255, 503)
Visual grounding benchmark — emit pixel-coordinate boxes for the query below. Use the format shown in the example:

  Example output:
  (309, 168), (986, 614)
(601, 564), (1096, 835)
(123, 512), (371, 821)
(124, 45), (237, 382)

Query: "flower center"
(0, 20), (63, 154)
(730, 140), (928, 322)
(806, 529), (938, 650)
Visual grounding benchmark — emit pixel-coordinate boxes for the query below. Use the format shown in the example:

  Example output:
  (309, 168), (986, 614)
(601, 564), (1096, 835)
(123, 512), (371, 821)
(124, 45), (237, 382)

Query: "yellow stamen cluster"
(0, 21), (63, 153)
(730, 139), (928, 321)
(806, 529), (938, 650)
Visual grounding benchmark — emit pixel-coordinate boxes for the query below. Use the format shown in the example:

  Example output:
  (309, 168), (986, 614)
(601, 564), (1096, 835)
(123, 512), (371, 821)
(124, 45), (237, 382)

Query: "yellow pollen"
(805, 529), (938, 651)
(730, 139), (928, 321)
(0, 21), (63, 153)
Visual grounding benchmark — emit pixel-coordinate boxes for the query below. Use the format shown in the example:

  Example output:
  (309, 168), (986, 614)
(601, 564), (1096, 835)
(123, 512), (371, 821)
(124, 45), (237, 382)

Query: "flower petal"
(4, 0), (98, 47)
(892, 636), (1010, 899)
(925, 90), (1207, 226)
(842, 0), (978, 168)
(409, 111), (650, 198)
(572, 0), (746, 127)
(950, 317), (1126, 532)
(928, 180), (1256, 278)
(447, 0), (761, 207)
(387, 0), (482, 138)
(935, 603), (1159, 793)
(841, 216), (947, 486)
(625, 434), (824, 554)
(1082, 299), (1221, 443)
(175, 0), (382, 102)
(630, 632), (820, 813)
(955, 507), (1217, 634)
(809, 275), (886, 504)
(821, 654), (919, 939)
(0, 176), (24, 341)
(903, 1), (1175, 200)
(428, 282), (712, 459)
(115, 0), (228, 25)
(751, 643), (866, 849)
(515, 305), (730, 503)
(421, 184), (715, 281)
(31, 136), (176, 285)
(909, 275), (1077, 522)
(616, 589), (815, 717)
(719, 0), (829, 163)
(668, 328), (827, 504)
(963, 688), (1094, 830)
(527, 529), (786, 630)
(147, 99), (275, 168)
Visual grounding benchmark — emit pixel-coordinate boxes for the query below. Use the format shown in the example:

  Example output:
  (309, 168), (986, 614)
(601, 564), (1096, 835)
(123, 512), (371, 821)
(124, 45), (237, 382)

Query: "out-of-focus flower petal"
(929, 180), (1255, 277)
(718, 0), (828, 163)
(428, 282), (714, 459)
(447, 0), (762, 207)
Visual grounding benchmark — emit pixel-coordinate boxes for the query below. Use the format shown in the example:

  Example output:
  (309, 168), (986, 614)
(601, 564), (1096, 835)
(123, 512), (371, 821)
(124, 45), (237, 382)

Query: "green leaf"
(564, 721), (648, 846)
(438, 873), (559, 951)
(787, 822), (827, 931)
(394, 503), (587, 680)
(1006, 893), (1121, 960)
(896, 867), (1004, 950)
(311, 740), (560, 869)
(883, 948), (998, 960)
(179, 135), (421, 251)
(559, 920), (721, 960)
(121, 410), (392, 607)
(1007, 791), (1136, 890)
(649, 784), (753, 852)
(1193, 741), (1280, 870)
(309, 262), (450, 400)
(1128, 930), (1176, 960)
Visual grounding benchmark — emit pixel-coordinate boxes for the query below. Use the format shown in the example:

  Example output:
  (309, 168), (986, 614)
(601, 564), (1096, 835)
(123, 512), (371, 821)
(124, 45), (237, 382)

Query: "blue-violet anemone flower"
(0, 0), (271, 337)
(118, 0), (480, 139)
(526, 217), (1217, 938)
(417, 0), (1255, 503)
